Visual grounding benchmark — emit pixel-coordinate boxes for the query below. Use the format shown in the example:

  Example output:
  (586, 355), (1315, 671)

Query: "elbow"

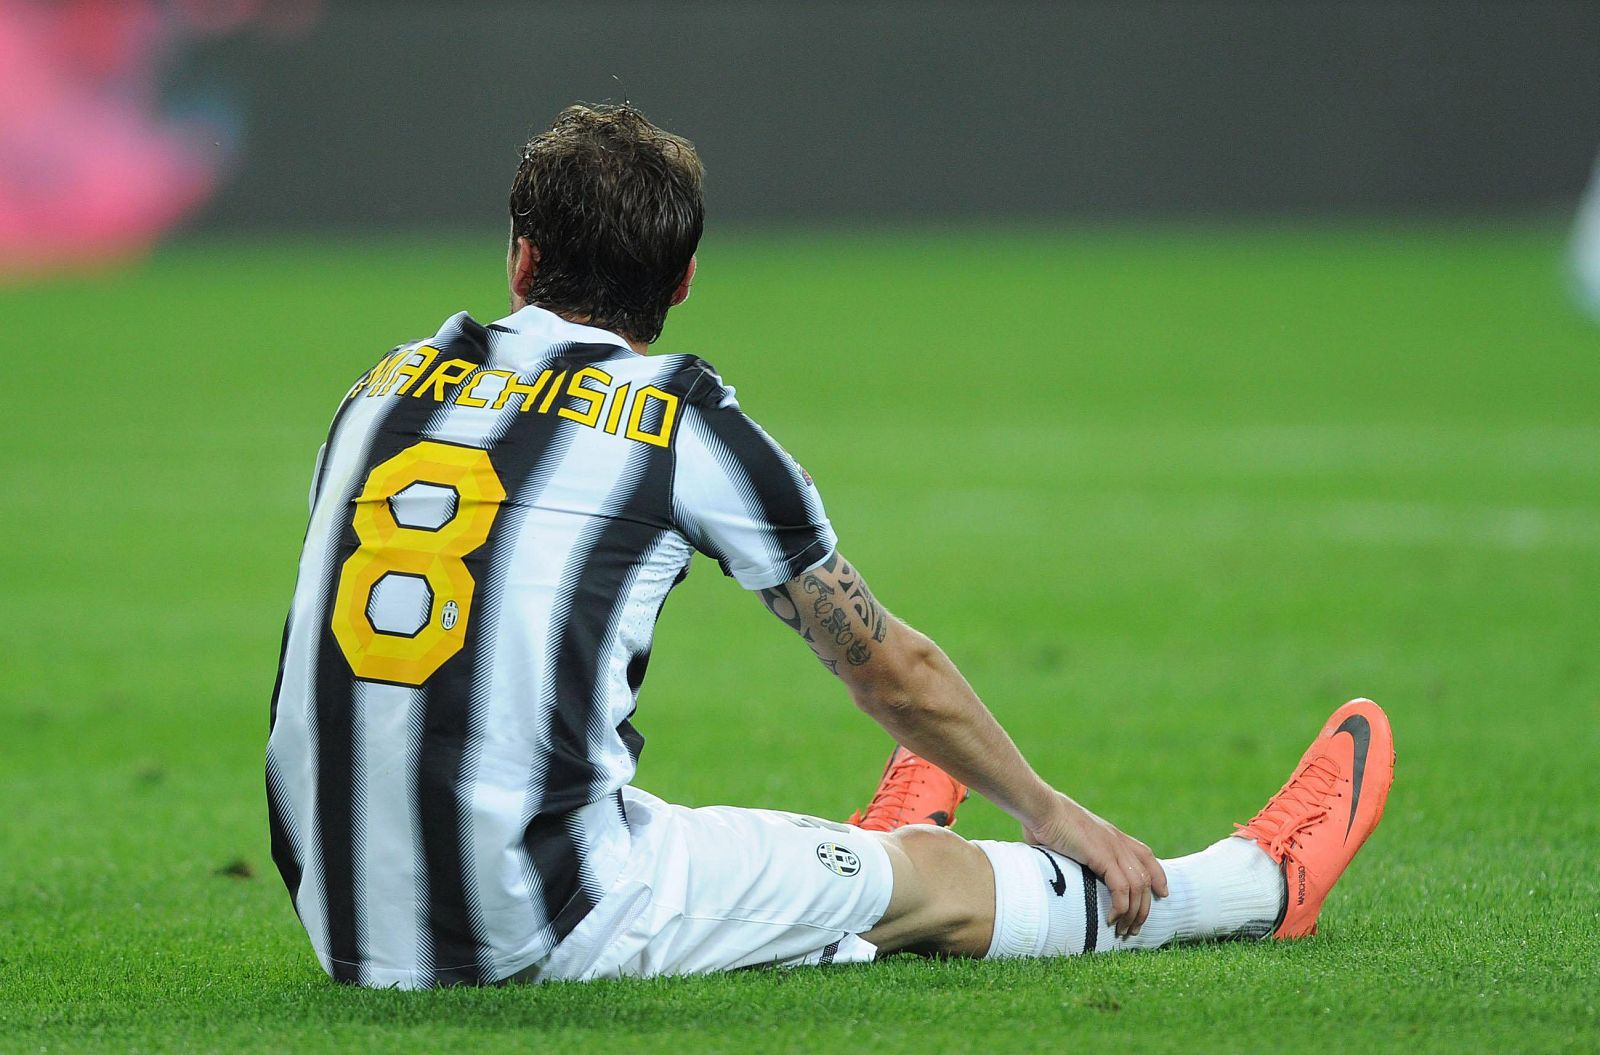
(851, 634), (944, 718)
(854, 684), (917, 720)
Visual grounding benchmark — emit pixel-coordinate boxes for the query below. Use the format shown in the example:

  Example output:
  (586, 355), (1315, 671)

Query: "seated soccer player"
(266, 103), (1394, 988)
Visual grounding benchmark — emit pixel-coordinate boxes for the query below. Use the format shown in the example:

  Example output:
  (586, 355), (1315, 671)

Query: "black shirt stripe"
(532, 432), (678, 943)
(312, 382), (441, 983)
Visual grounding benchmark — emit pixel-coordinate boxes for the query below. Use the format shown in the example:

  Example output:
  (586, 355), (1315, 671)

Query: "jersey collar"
(492, 304), (636, 352)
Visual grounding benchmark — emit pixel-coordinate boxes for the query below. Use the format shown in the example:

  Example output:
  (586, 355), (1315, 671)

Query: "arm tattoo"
(830, 555), (890, 651)
(839, 569), (889, 644)
(759, 552), (890, 674)
(800, 569), (835, 617)
(807, 628), (840, 675)
(760, 582), (842, 675)
(820, 607), (851, 638)
(758, 583), (803, 633)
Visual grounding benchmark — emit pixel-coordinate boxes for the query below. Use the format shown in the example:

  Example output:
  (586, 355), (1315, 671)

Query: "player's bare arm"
(759, 552), (1169, 937)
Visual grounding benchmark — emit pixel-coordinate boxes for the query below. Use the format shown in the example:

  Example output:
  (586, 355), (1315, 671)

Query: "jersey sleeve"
(308, 443), (327, 512)
(671, 366), (837, 590)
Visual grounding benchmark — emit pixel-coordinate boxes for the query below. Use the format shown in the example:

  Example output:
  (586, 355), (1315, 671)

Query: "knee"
(881, 825), (994, 955)
(887, 824), (985, 877)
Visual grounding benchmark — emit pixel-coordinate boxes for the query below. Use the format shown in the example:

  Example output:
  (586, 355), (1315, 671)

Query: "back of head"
(509, 103), (704, 345)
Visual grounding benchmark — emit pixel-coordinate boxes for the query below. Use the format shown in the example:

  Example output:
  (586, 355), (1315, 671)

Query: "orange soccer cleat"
(1235, 698), (1396, 939)
(847, 746), (969, 832)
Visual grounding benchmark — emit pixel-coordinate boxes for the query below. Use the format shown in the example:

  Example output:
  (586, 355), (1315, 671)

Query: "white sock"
(974, 836), (1284, 959)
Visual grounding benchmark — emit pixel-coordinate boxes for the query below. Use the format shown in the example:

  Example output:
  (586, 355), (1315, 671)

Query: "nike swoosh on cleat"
(925, 811), (951, 827)
(1032, 846), (1067, 896)
(1334, 713), (1371, 840)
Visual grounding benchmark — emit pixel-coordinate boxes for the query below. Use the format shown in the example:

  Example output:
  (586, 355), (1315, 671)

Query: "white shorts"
(512, 787), (896, 982)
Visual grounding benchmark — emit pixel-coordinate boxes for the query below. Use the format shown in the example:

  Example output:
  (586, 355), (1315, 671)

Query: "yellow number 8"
(330, 441), (506, 685)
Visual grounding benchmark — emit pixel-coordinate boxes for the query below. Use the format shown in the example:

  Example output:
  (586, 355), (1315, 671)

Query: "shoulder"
(342, 312), (492, 394)
(643, 355), (741, 411)
(342, 338), (421, 399)
(582, 353), (738, 410)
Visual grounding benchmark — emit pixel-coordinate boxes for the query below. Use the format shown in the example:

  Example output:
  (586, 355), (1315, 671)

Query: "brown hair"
(508, 103), (704, 344)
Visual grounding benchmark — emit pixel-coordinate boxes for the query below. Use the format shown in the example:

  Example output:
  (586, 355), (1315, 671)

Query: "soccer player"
(266, 103), (1395, 988)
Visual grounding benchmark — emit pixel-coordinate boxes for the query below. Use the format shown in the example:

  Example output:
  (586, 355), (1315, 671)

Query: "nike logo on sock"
(1334, 713), (1371, 840)
(1032, 846), (1067, 896)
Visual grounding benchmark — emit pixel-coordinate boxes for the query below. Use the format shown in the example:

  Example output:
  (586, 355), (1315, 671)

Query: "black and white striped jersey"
(267, 305), (835, 988)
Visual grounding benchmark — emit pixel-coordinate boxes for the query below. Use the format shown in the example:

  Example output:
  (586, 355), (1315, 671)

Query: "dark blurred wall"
(190, 1), (1600, 231)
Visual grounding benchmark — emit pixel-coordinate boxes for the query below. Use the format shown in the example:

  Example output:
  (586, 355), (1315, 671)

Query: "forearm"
(854, 627), (1056, 828)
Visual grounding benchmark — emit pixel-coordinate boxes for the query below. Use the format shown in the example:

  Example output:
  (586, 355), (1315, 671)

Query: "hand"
(1022, 792), (1170, 939)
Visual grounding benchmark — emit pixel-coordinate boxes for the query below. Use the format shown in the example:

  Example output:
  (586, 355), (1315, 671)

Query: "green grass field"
(2, 224), (1597, 1053)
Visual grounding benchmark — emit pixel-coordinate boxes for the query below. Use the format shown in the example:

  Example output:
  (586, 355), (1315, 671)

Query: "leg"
(866, 698), (1394, 959)
(523, 701), (1390, 981)
(864, 825), (996, 957)
(863, 825), (1283, 960)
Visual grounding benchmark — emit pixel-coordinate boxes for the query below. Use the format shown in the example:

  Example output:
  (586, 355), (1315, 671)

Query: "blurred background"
(4, 0), (1600, 260)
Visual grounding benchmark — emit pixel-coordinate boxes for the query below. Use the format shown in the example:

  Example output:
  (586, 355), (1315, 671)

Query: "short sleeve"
(671, 369), (836, 590)
(308, 443), (327, 512)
